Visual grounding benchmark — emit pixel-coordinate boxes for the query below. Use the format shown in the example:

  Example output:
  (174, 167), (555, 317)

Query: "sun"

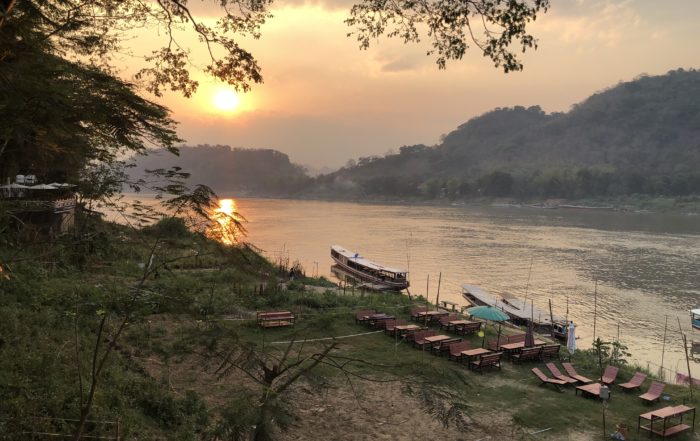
(213, 89), (241, 112)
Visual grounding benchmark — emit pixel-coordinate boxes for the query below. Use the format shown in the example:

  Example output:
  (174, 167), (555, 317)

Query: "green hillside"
(319, 68), (700, 201)
(130, 145), (311, 196)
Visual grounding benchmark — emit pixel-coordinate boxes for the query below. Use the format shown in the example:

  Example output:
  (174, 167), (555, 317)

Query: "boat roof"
(691, 309), (700, 316)
(331, 245), (407, 274)
(462, 284), (564, 325)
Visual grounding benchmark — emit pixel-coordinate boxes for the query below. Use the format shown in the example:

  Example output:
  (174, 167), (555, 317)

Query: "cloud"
(537, 0), (642, 48)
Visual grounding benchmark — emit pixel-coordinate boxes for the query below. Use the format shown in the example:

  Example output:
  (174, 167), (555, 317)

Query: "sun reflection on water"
(210, 198), (245, 245)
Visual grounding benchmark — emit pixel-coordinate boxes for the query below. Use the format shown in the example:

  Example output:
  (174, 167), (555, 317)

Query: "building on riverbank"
(1, 176), (77, 233)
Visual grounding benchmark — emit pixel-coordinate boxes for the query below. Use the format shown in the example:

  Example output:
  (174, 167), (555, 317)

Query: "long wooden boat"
(330, 245), (409, 291)
(462, 284), (564, 328)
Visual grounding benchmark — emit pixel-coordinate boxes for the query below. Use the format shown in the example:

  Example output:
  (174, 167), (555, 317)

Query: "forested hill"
(130, 145), (311, 196)
(316, 68), (700, 199)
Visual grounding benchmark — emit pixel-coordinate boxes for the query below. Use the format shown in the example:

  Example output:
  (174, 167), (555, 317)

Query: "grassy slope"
(1, 218), (698, 440)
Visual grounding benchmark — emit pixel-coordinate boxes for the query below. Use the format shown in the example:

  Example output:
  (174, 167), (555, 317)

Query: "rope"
(269, 330), (383, 345)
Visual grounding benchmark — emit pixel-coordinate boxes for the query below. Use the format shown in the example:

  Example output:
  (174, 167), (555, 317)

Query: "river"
(235, 198), (700, 380)
(114, 195), (700, 380)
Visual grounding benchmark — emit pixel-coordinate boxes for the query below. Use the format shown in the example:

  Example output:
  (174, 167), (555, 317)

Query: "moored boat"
(691, 309), (700, 331)
(330, 245), (409, 291)
(462, 284), (564, 328)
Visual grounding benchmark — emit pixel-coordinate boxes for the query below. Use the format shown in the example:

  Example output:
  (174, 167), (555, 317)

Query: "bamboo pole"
(660, 315), (668, 379)
(593, 280), (598, 342)
(548, 299), (555, 338)
(424, 275), (430, 328)
(524, 257), (534, 304)
(435, 272), (442, 311)
(677, 316), (693, 399)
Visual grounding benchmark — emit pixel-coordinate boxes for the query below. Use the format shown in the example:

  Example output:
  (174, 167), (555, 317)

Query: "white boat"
(462, 284), (564, 328)
(330, 245), (409, 291)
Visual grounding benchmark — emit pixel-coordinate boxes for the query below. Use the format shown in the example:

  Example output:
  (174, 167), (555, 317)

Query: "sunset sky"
(128, 0), (700, 169)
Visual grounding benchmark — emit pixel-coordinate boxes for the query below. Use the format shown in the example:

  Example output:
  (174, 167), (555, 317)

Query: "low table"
(576, 382), (611, 401)
(423, 335), (451, 344)
(499, 340), (545, 351)
(639, 405), (695, 439)
(461, 348), (491, 364)
(394, 324), (421, 336)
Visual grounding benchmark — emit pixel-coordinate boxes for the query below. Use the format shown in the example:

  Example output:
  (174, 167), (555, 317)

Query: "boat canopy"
(690, 309), (700, 316)
(331, 245), (407, 275)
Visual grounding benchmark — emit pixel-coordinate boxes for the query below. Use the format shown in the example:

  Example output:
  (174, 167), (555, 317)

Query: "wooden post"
(677, 316), (693, 399)
(548, 299), (555, 338)
(435, 272), (442, 311)
(593, 280), (598, 342)
(660, 315), (668, 379)
(524, 257), (533, 304)
(116, 418), (120, 441)
(424, 275), (430, 328)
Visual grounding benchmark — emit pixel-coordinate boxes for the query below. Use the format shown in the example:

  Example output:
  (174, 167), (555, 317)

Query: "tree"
(0, 13), (180, 186)
(2, 0), (549, 100)
(347, 0), (550, 72)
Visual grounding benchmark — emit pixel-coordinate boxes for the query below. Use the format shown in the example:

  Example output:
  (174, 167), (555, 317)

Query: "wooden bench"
(447, 341), (472, 361)
(438, 314), (459, 330)
(487, 337), (509, 351)
(454, 321), (482, 335)
(355, 309), (376, 324)
(539, 344), (561, 361)
(410, 330), (436, 347)
(367, 314), (396, 329)
(431, 337), (462, 355)
(257, 311), (295, 328)
(470, 352), (503, 373)
(511, 346), (542, 364)
(508, 334), (526, 344)
(384, 319), (407, 335)
(410, 307), (429, 321)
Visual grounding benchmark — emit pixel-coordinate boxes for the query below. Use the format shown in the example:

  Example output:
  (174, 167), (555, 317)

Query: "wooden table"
(423, 335), (451, 343)
(447, 319), (474, 329)
(394, 324), (421, 336)
(499, 340), (545, 351)
(576, 383), (611, 401)
(639, 405), (695, 439)
(417, 311), (449, 318)
(461, 348), (492, 367)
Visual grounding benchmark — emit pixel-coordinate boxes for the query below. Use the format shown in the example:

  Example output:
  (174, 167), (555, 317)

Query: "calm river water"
(233, 198), (700, 379)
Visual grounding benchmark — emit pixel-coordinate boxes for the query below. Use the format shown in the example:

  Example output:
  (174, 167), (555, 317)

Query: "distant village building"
(0, 175), (77, 233)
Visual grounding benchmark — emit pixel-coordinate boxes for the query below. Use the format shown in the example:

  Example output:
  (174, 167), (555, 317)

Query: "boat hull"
(331, 257), (408, 291)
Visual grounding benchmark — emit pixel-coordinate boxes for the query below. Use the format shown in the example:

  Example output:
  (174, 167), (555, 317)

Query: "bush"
(143, 217), (193, 238)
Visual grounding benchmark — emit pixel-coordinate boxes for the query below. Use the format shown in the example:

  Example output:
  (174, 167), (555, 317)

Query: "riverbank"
(1, 216), (698, 439)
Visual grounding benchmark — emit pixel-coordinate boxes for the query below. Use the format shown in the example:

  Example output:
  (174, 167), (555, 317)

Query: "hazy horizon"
(120, 1), (700, 168)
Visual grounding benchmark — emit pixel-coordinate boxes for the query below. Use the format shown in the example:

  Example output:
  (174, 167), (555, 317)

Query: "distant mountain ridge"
(317, 68), (700, 199)
(133, 69), (700, 200)
(130, 145), (310, 196)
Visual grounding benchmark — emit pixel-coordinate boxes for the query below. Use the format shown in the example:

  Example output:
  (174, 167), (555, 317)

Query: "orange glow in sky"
(125, 2), (700, 168)
(213, 89), (241, 112)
